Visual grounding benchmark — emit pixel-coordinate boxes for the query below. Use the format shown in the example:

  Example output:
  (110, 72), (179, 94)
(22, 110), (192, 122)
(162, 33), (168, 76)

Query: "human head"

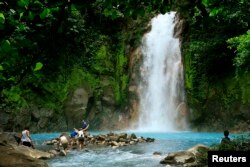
(24, 127), (29, 130)
(224, 130), (229, 137)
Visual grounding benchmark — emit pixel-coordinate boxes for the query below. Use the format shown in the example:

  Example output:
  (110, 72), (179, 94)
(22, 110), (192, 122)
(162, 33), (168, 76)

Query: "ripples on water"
(31, 131), (246, 167)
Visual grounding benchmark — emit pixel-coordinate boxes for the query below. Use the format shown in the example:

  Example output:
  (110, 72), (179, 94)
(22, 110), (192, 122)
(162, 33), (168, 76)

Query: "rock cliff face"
(0, 78), (127, 132)
(64, 87), (90, 129)
(63, 79), (128, 131)
(127, 48), (142, 129)
(0, 107), (66, 133)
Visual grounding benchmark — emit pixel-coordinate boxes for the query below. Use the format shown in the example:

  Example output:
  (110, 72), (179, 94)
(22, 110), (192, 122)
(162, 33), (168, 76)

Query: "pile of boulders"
(86, 132), (155, 148)
(44, 132), (155, 150)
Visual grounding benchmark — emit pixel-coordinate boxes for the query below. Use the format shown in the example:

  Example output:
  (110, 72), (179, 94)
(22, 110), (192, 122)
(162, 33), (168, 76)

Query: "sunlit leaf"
(18, 0), (30, 8)
(33, 62), (43, 71)
(1, 40), (11, 52)
(209, 7), (223, 16)
(10, 9), (16, 14)
(0, 13), (5, 24)
(40, 8), (51, 19)
(19, 12), (24, 20)
(8, 76), (15, 81)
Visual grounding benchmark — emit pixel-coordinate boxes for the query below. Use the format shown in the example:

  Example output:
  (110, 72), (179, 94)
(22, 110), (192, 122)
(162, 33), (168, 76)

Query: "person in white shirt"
(77, 128), (85, 149)
(58, 133), (69, 150)
(21, 127), (34, 149)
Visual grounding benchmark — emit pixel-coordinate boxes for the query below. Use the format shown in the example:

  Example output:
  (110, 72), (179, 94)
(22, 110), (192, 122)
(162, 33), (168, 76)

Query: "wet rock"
(59, 150), (67, 156)
(153, 152), (162, 155)
(130, 133), (137, 139)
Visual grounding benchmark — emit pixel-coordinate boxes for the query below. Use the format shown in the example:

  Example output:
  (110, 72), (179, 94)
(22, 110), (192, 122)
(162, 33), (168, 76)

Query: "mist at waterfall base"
(136, 12), (187, 132)
(32, 131), (239, 167)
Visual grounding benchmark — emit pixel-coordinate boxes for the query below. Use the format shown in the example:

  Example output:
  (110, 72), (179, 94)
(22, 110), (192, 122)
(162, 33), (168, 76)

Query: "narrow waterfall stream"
(137, 12), (187, 132)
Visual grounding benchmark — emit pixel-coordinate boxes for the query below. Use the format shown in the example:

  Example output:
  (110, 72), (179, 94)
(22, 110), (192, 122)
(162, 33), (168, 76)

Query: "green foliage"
(113, 46), (128, 105)
(195, 148), (208, 166)
(103, 8), (124, 20)
(203, 0), (249, 28)
(66, 66), (99, 90)
(17, 0), (30, 8)
(180, 0), (250, 129)
(40, 8), (52, 19)
(228, 30), (250, 75)
(238, 73), (250, 104)
(93, 42), (114, 74)
(1, 86), (28, 109)
(113, 74), (128, 105)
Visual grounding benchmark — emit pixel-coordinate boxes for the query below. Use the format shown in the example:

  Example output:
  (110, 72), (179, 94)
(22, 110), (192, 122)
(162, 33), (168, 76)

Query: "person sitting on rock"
(221, 130), (231, 144)
(21, 127), (35, 149)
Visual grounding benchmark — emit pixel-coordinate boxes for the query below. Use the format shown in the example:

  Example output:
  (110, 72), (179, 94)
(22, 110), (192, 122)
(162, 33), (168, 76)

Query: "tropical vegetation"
(0, 0), (249, 131)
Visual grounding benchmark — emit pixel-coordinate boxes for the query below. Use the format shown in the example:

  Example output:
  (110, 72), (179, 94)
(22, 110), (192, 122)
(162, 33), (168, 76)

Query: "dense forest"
(0, 0), (249, 132)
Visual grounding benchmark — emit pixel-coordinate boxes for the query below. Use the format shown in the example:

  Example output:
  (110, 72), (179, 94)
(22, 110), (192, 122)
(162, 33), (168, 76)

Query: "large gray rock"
(0, 145), (49, 167)
(160, 144), (209, 167)
(0, 132), (52, 167)
(64, 87), (91, 129)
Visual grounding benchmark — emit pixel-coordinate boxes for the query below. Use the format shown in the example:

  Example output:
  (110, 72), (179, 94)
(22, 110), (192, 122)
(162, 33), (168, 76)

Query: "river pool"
(31, 131), (246, 167)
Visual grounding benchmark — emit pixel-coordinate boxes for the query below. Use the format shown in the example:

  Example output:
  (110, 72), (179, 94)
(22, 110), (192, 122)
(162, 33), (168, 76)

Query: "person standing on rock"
(70, 128), (78, 146)
(82, 120), (89, 136)
(21, 127), (35, 149)
(77, 128), (85, 149)
(58, 133), (69, 151)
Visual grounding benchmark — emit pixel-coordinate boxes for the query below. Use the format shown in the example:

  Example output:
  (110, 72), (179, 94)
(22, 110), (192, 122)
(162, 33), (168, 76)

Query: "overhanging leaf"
(33, 62), (43, 71)
(0, 13), (5, 24)
(40, 8), (51, 19)
(1, 40), (11, 52)
(18, 0), (30, 8)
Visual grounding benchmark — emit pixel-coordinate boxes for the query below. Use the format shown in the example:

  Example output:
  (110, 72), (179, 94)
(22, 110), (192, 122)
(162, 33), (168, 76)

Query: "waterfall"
(137, 12), (187, 132)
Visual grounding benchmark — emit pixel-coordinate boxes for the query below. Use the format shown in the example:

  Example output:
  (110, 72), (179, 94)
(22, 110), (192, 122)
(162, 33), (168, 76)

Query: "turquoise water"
(31, 131), (247, 167)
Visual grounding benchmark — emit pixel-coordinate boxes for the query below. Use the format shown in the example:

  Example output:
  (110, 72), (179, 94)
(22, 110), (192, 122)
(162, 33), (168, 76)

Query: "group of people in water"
(17, 123), (232, 151)
(17, 120), (89, 151)
(58, 120), (89, 150)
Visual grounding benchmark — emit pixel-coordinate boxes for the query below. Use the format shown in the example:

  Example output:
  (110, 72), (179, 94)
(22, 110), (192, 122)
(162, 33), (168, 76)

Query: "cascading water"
(137, 12), (187, 132)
